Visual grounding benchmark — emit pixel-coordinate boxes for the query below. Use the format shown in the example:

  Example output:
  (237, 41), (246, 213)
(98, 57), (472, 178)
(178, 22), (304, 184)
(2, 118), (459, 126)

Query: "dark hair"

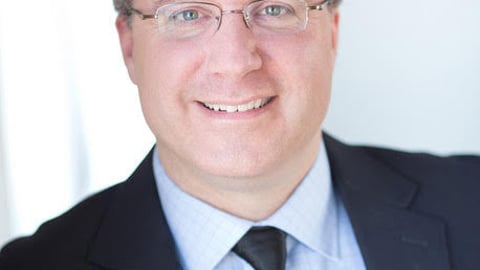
(113, 0), (133, 16)
(113, 0), (342, 15)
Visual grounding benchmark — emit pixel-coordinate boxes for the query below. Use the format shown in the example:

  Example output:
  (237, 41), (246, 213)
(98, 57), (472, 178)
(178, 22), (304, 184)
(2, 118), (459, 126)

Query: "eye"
(167, 4), (217, 25)
(264, 5), (286, 16)
(248, 1), (298, 25)
(256, 2), (295, 17)
(171, 9), (201, 22)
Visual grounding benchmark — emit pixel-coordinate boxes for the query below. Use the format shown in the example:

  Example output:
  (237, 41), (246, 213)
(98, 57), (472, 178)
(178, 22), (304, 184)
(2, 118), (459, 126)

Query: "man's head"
(114, 0), (341, 17)
(114, 0), (341, 190)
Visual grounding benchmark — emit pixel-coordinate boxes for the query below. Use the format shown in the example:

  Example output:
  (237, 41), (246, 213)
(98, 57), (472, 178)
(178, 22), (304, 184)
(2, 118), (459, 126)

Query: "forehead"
(139, 0), (298, 7)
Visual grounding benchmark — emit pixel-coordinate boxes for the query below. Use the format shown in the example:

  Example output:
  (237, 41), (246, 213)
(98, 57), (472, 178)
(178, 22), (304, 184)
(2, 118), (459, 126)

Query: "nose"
(203, 13), (263, 78)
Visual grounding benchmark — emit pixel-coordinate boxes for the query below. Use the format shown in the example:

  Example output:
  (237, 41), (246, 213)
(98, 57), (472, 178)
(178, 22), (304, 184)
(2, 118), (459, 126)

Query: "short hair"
(113, 0), (132, 16)
(113, 0), (342, 16)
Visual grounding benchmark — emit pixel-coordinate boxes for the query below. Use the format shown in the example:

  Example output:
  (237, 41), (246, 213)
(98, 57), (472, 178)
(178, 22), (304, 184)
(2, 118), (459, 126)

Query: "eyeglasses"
(127, 0), (332, 39)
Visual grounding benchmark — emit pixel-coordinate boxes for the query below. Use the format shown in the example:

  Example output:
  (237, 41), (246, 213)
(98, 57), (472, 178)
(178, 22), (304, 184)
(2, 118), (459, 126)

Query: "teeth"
(203, 98), (272, 113)
(254, 99), (262, 108)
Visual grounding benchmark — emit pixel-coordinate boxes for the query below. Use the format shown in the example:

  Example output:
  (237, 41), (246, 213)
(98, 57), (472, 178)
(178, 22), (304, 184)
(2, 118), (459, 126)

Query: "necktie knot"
(233, 226), (287, 270)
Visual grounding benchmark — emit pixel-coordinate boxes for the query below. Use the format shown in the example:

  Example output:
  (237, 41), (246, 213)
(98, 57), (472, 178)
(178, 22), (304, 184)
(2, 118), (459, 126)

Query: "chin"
(193, 150), (281, 180)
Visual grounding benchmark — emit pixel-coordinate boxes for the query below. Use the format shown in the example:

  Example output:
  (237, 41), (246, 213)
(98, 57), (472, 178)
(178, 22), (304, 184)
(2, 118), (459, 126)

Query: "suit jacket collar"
(324, 133), (451, 270)
(88, 149), (182, 270)
(88, 134), (452, 270)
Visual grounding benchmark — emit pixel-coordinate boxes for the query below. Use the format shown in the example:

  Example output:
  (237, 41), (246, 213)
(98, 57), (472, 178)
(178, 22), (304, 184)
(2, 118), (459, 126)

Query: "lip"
(202, 97), (273, 112)
(197, 96), (276, 119)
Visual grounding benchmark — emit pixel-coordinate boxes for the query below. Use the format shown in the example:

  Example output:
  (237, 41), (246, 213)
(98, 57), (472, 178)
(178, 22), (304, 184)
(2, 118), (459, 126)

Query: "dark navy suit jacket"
(1, 134), (479, 270)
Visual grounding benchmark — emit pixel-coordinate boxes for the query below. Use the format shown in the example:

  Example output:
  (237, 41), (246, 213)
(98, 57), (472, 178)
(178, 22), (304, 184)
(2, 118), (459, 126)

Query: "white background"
(0, 0), (479, 246)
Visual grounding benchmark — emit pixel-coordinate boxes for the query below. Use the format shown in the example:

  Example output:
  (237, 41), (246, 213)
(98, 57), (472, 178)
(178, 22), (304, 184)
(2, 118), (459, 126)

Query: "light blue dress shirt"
(153, 141), (366, 270)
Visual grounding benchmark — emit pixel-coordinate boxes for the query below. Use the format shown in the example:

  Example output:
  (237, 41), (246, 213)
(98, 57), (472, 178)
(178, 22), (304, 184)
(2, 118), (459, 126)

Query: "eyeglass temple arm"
(307, 0), (332, 10)
(128, 7), (156, 20)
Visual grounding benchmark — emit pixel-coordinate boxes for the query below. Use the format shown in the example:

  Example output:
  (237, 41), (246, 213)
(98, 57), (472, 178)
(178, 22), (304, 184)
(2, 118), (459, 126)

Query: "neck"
(159, 133), (322, 221)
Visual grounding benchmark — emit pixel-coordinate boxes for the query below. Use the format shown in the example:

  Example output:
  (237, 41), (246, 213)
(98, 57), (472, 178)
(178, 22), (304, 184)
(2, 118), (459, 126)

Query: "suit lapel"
(324, 134), (451, 270)
(87, 149), (182, 270)
(85, 134), (452, 270)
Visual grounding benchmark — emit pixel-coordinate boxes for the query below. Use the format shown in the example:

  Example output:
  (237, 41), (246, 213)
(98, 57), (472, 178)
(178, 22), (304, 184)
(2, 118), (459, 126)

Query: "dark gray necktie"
(232, 226), (287, 270)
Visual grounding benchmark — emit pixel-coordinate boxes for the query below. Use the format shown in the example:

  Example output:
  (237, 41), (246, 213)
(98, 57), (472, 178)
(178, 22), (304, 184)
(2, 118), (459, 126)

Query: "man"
(1, 0), (479, 269)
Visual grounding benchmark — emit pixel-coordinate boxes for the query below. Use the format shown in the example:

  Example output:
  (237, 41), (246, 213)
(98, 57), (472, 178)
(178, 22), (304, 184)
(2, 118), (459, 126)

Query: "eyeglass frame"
(124, 0), (334, 35)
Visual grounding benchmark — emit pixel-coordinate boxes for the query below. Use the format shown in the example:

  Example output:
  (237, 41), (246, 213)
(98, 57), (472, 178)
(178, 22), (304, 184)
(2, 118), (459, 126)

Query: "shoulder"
(324, 133), (480, 184)
(324, 133), (480, 211)
(0, 149), (158, 269)
(364, 145), (480, 211)
(0, 183), (121, 269)
(326, 133), (480, 221)
(360, 144), (480, 186)
(324, 134), (480, 268)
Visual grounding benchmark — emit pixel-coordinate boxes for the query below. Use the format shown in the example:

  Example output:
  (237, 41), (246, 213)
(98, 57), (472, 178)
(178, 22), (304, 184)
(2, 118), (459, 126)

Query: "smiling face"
(117, 0), (339, 184)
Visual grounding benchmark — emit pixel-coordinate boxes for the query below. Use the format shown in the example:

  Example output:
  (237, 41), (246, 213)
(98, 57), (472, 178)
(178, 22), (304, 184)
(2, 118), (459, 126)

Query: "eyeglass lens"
(154, 0), (311, 39)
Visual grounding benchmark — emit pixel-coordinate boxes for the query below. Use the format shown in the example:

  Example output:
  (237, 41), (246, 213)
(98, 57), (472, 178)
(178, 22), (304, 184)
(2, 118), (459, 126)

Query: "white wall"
(0, 25), (8, 244)
(0, 101), (8, 247)
(324, 0), (480, 154)
(0, 0), (153, 246)
(1, 0), (479, 247)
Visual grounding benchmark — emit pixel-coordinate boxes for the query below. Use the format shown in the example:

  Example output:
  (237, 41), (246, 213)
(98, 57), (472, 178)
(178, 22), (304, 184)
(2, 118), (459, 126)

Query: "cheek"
(133, 42), (203, 105)
(132, 41), (208, 137)
(269, 36), (333, 129)
(133, 36), (203, 87)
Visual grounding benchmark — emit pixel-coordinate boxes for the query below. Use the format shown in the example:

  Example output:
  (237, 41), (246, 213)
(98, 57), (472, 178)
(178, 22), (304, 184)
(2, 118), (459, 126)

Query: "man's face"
(117, 0), (339, 181)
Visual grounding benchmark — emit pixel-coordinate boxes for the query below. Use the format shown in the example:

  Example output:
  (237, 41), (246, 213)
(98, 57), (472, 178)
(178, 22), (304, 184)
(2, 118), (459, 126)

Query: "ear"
(116, 16), (137, 84)
(330, 9), (340, 56)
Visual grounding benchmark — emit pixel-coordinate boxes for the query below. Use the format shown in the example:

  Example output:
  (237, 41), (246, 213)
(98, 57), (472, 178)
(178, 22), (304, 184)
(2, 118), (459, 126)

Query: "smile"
(202, 97), (273, 113)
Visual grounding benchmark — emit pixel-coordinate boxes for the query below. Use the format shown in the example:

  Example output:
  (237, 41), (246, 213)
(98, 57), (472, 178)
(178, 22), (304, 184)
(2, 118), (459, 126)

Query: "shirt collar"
(153, 140), (339, 270)
(259, 141), (339, 261)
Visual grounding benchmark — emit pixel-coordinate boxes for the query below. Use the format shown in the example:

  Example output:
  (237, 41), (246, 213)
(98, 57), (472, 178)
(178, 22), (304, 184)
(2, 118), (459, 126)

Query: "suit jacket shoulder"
(1, 136), (479, 270)
(0, 183), (119, 270)
(0, 150), (181, 270)
(324, 134), (480, 270)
